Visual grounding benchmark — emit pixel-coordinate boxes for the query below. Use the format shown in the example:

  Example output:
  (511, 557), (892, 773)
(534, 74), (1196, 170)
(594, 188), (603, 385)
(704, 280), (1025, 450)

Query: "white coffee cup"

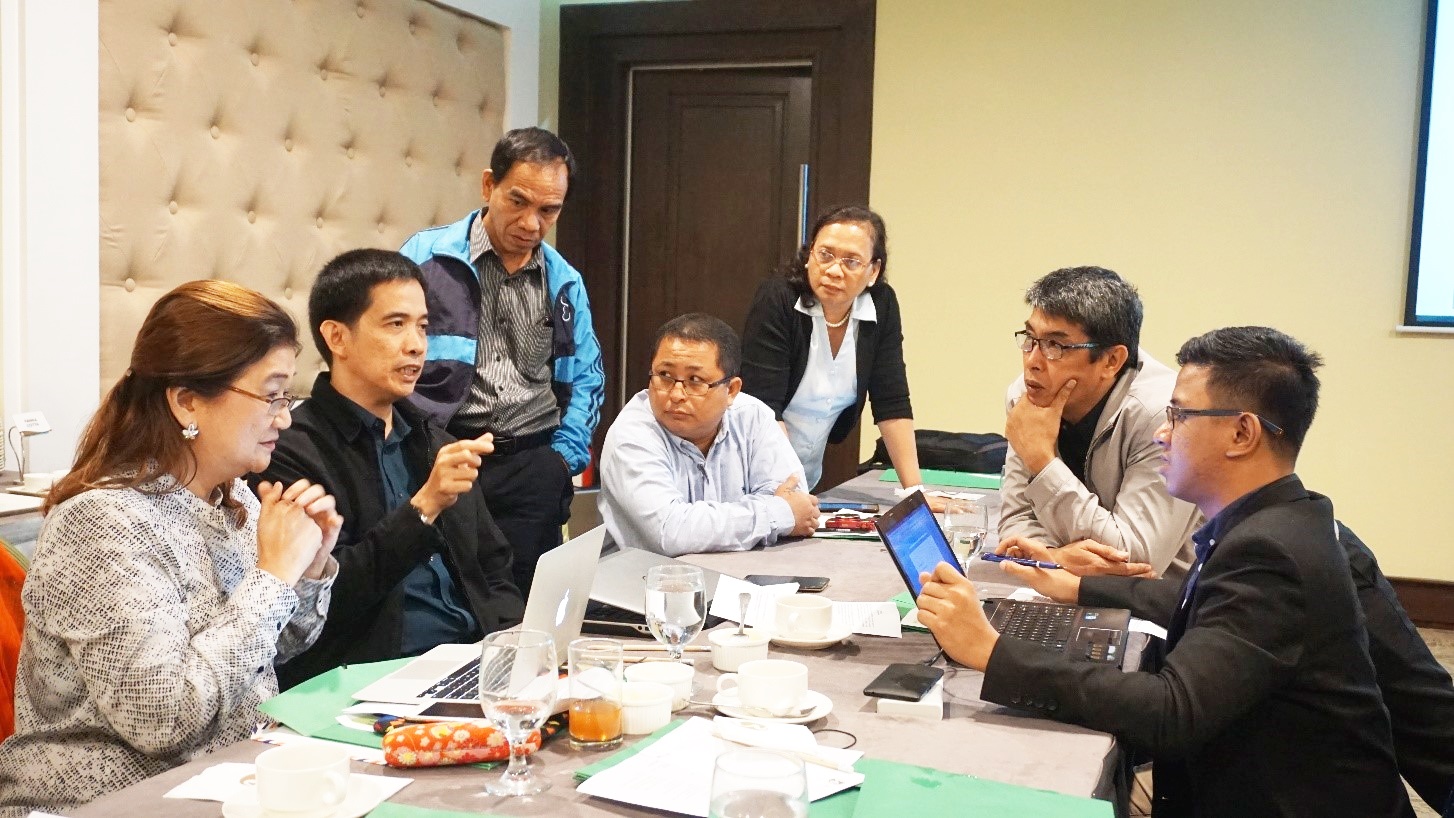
(254, 743), (351, 815)
(708, 627), (771, 672)
(624, 660), (694, 711)
(620, 680), (674, 735)
(715, 658), (808, 717)
(775, 594), (833, 640)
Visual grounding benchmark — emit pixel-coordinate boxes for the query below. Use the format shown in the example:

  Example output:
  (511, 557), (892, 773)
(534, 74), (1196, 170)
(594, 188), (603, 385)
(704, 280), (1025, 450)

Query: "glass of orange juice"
(567, 638), (624, 750)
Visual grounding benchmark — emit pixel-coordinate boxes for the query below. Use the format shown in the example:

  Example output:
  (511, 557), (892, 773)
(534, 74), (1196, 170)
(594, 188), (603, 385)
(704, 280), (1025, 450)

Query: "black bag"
(860, 430), (1009, 475)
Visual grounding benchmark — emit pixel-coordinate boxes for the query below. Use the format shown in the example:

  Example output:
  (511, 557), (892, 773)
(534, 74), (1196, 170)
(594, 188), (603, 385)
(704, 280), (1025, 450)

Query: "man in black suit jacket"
(1338, 522), (1454, 812)
(256, 249), (523, 689)
(919, 326), (1412, 817)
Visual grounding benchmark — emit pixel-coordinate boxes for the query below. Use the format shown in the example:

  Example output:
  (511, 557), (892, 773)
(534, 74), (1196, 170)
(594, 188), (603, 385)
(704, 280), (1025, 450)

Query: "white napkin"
(162, 761), (411, 804)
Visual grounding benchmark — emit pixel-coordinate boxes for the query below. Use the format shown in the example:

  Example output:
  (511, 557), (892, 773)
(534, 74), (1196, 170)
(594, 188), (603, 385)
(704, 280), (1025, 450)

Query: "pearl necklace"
(824, 312), (851, 329)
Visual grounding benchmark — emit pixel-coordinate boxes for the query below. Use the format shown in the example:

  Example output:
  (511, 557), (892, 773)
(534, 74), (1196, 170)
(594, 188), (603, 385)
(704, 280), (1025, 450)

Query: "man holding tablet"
(919, 327), (1411, 817)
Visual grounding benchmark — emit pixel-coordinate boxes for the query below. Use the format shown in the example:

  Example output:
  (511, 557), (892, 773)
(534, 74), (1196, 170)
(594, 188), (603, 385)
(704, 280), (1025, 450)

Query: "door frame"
(558, 0), (876, 484)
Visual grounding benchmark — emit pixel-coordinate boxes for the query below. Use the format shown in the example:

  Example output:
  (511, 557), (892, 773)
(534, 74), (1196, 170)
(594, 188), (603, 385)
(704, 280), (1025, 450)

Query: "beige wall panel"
(100, 0), (506, 394)
(872, 1), (1448, 578)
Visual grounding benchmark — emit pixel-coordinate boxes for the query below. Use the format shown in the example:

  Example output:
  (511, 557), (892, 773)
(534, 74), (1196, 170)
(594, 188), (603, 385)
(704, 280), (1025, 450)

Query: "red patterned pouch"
(381, 721), (539, 768)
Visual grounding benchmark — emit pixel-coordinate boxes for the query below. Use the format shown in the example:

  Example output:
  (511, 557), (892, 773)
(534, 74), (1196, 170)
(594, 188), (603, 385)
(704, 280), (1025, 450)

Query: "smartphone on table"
(863, 663), (945, 701)
(745, 574), (830, 593)
(819, 501), (880, 514)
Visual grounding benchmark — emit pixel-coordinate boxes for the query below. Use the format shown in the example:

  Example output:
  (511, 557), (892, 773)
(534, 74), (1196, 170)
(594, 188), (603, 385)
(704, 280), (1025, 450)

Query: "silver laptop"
(351, 526), (607, 706)
(581, 545), (728, 637)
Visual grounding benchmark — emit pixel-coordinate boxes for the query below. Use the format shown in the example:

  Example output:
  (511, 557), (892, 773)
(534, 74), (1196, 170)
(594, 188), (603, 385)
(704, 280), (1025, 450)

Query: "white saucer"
(769, 626), (853, 650)
(712, 689), (833, 724)
(221, 774), (391, 818)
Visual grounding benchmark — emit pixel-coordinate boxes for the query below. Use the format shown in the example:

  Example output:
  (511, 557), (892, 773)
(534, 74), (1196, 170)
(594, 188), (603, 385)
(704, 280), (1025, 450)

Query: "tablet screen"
(878, 498), (962, 596)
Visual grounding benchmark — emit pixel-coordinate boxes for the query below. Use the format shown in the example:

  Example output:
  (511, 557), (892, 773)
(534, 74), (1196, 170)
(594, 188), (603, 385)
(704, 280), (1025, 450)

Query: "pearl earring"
(182, 422), (199, 441)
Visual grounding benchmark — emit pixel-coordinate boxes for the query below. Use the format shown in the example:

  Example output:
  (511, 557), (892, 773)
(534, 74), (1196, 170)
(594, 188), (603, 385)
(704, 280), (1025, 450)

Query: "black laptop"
(875, 491), (1131, 665)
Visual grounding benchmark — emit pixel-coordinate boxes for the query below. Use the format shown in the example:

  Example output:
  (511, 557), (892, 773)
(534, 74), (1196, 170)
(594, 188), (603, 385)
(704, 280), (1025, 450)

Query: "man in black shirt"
(256, 249), (523, 688)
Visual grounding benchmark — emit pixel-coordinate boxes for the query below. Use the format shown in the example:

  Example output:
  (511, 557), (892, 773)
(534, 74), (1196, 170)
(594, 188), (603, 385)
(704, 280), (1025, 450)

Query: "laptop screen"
(875, 492), (963, 596)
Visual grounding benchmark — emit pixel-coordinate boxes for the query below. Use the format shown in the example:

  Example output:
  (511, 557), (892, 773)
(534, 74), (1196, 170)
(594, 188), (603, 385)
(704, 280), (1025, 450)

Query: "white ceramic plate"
(712, 689), (833, 724)
(221, 773), (394, 818)
(769, 626), (853, 650)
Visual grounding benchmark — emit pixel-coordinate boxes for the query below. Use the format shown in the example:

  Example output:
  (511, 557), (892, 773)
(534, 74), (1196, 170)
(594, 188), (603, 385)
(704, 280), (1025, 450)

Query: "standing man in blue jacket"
(400, 127), (604, 597)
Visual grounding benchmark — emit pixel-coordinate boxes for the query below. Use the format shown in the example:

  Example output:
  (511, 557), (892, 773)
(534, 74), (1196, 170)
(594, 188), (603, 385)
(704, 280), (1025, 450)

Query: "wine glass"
(943, 498), (989, 570)
(477, 629), (558, 797)
(709, 748), (809, 818)
(644, 564), (706, 661)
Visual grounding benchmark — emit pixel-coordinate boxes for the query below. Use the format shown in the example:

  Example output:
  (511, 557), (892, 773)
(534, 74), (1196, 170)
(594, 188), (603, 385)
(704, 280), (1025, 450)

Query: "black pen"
(982, 553), (1063, 570)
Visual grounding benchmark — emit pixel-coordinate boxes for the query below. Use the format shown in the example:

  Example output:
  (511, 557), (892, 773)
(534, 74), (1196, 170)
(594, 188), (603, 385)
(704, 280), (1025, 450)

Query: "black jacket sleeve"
(865, 284), (912, 424)
(740, 277), (801, 419)
(983, 533), (1305, 758)
(254, 429), (446, 613)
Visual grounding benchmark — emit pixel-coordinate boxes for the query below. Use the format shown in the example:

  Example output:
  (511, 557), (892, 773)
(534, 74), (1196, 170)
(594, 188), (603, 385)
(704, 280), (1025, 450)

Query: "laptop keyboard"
(995, 600), (1075, 651)
(418, 657), (481, 700)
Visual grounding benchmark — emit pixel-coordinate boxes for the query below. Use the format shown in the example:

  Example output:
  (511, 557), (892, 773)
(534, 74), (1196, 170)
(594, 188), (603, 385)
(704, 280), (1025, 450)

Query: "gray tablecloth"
(69, 471), (1121, 817)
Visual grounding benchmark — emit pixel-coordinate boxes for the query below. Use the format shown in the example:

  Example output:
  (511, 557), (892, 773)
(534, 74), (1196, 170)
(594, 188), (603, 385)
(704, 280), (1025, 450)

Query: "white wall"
(0, 0), (540, 474)
(1, 0), (100, 474)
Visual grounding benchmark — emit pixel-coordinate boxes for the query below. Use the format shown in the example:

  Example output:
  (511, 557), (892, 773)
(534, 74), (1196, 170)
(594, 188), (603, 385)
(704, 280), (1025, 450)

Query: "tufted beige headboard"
(98, 0), (506, 395)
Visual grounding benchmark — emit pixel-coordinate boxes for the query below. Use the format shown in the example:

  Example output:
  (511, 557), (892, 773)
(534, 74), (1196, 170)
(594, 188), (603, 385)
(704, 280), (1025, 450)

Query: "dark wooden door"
(623, 68), (811, 395)
(558, 0), (876, 490)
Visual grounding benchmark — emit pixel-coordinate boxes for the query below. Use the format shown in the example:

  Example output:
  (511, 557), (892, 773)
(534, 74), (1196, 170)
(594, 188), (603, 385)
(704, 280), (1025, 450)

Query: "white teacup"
(775, 594), (833, 640)
(254, 743), (351, 815)
(620, 680), (674, 735)
(623, 660), (694, 711)
(708, 627), (771, 672)
(716, 658), (808, 717)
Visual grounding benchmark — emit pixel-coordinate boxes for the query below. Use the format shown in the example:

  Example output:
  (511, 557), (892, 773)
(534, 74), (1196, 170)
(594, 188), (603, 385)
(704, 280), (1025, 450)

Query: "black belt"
(469, 426), (556, 456)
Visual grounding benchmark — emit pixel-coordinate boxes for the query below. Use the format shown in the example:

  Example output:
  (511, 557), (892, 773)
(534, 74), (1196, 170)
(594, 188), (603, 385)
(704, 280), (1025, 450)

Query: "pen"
(982, 553), (1063, 570)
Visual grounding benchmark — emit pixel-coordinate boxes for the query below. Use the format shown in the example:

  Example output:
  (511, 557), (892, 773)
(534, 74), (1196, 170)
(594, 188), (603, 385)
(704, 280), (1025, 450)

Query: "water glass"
(568, 637), (624, 751)
(644, 564), (706, 661)
(943, 498), (989, 569)
(709, 748), (809, 818)
(477, 629), (558, 797)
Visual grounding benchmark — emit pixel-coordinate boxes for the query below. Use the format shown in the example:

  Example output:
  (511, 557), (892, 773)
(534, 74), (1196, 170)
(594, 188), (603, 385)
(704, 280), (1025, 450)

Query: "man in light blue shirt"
(599, 314), (819, 556)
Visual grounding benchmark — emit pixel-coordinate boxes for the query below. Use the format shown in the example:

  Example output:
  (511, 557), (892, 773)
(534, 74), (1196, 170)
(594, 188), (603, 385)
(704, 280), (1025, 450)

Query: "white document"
(708, 574), (799, 627)
(250, 730), (388, 766)
(576, 716), (863, 817)
(925, 490), (983, 501)
(162, 762), (410, 802)
(1129, 617), (1168, 640)
(832, 601), (902, 637)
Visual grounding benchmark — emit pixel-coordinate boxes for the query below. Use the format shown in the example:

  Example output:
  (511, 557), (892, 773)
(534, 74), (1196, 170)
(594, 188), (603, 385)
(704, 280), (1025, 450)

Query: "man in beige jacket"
(996, 266), (1199, 579)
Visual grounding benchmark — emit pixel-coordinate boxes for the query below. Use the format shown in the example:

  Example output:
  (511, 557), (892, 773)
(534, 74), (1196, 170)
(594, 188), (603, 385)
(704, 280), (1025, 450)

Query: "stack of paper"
(575, 717), (863, 817)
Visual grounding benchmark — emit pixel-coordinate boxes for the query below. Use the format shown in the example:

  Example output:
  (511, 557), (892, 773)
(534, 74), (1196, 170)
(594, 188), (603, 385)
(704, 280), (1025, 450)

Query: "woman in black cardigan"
(740, 205), (926, 493)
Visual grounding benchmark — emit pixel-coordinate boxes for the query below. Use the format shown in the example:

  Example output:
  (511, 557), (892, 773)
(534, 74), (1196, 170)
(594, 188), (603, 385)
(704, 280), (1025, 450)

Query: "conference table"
(69, 471), (1125, 817)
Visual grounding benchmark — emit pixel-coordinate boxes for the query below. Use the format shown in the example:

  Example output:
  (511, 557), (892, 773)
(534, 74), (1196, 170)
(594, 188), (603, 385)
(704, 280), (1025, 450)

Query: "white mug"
(620, 681), (674, 735)
(708, 627), (770, 672)
(716, 659), (808, 717)
(775, 594), (833, 640)
(254, 743), (351, 815)
(623, 660), (694, 711)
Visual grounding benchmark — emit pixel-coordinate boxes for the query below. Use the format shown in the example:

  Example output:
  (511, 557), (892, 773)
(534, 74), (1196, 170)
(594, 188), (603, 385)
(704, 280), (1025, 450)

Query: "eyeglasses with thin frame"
(649, 372), (732, 398)
(225, 385), (298, 416)
(1164, 406), (1284, 436)
(1013, 330), (1102, 361)
(810, 246), (873, 275)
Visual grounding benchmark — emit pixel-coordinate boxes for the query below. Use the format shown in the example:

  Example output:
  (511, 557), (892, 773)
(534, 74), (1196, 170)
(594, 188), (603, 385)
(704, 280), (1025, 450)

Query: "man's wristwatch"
(410, 503), (436, 526)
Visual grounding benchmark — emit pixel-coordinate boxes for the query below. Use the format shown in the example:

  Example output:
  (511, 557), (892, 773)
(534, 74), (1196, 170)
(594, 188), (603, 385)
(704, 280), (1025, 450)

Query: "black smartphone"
(863, 663), (945, 701)
(745, 574), (830, 593)
(819, 501), (880, 513)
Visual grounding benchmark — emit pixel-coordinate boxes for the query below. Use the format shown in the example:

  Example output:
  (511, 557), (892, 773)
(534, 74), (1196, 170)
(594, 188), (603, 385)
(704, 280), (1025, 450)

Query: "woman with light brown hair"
(0, 281), (342, 816)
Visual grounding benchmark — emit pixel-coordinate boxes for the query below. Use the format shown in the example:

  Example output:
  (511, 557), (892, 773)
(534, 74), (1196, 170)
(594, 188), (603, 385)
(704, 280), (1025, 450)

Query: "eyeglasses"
(810, 246), (873, 274)
(1013, 330), (1101, 361)
(225, 385), (298, 416)
(1164, 406), (1284, 436)
(649, 372), (732, 397)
